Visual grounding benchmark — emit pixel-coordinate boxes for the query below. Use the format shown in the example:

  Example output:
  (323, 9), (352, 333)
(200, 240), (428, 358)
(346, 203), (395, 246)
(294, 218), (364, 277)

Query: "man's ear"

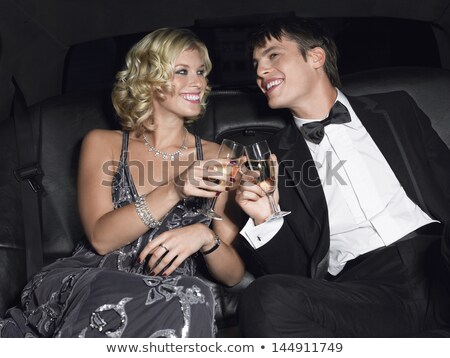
(308, 47), (326, 68)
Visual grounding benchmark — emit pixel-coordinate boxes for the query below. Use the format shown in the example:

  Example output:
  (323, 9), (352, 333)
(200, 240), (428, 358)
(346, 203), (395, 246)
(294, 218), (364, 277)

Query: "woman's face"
(153, 49), (207, 120)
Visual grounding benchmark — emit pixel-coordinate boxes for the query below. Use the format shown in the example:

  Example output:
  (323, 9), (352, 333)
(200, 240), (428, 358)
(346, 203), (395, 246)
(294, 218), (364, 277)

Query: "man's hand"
(235, 154), (280, 225)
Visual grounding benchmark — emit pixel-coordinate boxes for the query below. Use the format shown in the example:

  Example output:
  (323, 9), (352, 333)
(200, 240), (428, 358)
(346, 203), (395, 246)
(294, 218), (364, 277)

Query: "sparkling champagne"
(199, 138), (245, 220)
(247, 159), (275, 193)
(205, 162), (239, 187)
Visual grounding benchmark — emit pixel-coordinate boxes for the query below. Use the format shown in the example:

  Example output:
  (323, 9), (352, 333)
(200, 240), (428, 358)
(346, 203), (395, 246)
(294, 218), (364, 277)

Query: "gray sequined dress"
(0, 131), (216, 338)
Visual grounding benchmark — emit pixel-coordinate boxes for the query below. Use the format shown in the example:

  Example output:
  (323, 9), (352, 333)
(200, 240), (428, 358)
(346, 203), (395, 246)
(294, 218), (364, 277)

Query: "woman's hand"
(137, 223), (215, 276)
(173, 158), (232, 199)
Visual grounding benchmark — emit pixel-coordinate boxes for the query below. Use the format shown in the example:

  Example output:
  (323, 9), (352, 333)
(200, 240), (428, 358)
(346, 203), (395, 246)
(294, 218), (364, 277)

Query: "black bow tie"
(301, 101), (351, 144)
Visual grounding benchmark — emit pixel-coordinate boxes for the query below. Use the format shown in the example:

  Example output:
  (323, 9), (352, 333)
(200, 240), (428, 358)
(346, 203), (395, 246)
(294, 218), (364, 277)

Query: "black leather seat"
(0, 66), (449, 336)
(342, 66), (450, 146)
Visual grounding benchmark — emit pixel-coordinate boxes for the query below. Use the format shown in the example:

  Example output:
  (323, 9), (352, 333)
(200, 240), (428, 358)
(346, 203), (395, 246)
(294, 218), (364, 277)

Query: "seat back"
(37, 92), (118, 263)
(342, 67), (450, 147)
(0, 90), (117, 314)
(191, 89), (290, 144)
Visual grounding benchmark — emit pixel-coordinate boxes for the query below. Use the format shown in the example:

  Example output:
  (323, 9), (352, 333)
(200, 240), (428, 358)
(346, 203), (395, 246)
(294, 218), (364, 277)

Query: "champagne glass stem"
(265, 190), (291, 221)
(267, 192), (278, 214)
(206, 196), (222, 220)
(208, 196), (218, 212)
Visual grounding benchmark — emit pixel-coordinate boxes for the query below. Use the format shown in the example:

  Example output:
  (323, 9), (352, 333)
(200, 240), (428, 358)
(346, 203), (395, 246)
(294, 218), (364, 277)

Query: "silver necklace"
(142, 127), (188, 161)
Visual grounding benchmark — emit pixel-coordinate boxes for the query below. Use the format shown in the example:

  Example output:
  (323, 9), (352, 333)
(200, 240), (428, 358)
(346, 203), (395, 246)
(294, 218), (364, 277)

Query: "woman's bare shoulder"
(82, 129), (123, 147)
(83, 128), (122, 142)
(81, 129), (124, 158)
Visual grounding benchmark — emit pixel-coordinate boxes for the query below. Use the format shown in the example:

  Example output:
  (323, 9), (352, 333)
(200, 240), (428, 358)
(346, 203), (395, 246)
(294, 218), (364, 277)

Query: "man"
(235, 17), (450, 337)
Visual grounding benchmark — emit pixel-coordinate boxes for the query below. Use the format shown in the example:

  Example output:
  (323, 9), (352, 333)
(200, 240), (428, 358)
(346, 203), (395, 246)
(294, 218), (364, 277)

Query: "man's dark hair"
(248, 17), (341, 87)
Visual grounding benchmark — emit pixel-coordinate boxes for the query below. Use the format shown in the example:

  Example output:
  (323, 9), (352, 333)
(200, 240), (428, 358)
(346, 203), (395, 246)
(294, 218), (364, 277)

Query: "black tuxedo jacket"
(245, 91), (450, 279)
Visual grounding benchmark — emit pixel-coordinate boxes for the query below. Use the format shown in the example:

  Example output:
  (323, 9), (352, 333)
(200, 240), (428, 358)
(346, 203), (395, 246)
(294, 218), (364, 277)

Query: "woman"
(0, 28), (244, 338)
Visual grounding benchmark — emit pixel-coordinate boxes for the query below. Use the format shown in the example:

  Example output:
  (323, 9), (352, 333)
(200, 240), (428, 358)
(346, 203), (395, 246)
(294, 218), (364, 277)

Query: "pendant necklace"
(142, 127), (188, 161)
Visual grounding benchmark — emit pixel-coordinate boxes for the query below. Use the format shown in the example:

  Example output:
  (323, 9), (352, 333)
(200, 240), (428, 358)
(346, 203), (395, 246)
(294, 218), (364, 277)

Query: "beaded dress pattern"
(0, 131), (215, 338)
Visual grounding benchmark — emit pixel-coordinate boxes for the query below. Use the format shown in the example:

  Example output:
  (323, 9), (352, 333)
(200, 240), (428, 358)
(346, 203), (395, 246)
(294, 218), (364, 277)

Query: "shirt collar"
(294, 90), (359, 126)
(293, 88), (362, 137)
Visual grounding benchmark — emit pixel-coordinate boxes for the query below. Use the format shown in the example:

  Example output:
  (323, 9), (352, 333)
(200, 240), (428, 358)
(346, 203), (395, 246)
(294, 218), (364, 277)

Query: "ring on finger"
(160, 243), (169, 252)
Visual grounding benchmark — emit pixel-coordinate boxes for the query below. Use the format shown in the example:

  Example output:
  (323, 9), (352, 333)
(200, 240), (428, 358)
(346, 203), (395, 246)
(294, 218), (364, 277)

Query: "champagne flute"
(199, 138), (245, 220)
(245, 140), (291, 221)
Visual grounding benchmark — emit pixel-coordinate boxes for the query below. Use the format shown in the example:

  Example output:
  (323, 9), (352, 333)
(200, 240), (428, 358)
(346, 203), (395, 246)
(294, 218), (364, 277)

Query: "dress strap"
(120, 131), (130, 163)
(194, 134), (203, 160)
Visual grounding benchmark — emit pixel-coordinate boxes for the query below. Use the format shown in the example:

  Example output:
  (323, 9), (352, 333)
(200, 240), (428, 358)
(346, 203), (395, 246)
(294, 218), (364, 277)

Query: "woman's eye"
(197, 69), (205, 76)
(175, 69), (187, 75)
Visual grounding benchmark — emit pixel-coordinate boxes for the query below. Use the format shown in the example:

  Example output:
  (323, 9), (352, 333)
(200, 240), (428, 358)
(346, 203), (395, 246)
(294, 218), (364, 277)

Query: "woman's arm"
(136, 188), (245, 286)
(136, 139), (246, 286)
(200, 141), (246, 285)
(77, 129), (182, 255)
(202, 190), (245, 286)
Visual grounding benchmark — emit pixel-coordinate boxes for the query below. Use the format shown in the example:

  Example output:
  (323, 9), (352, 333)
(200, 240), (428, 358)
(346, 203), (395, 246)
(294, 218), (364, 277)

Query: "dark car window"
(63, 17), (441, 93)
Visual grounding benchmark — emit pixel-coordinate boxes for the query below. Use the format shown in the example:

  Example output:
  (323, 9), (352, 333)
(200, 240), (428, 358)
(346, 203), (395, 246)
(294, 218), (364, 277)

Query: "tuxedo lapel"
(277, 122), (325, 230)
(270, 122), (328, 259)
(347, 95), (420, 205)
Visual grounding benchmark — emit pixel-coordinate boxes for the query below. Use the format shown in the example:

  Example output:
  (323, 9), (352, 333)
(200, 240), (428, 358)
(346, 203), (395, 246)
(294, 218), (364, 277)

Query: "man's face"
(252, 36), (318, 112)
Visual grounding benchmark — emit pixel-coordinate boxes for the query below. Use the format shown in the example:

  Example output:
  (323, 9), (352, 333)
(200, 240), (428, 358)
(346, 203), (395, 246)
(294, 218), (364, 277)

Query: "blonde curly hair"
(112, 28), (212, 136)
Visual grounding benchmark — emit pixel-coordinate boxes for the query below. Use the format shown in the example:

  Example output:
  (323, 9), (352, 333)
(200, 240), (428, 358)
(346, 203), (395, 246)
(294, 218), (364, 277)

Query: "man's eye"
(269, 53), (278, 59)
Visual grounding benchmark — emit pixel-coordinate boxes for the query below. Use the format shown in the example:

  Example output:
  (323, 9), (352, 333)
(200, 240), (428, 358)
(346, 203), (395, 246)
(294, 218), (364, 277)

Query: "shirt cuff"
(240, 216), (284, 249)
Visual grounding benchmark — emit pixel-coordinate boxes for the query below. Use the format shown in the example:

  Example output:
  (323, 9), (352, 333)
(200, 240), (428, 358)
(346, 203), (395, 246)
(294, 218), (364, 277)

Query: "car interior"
(0, 0), (449, 337)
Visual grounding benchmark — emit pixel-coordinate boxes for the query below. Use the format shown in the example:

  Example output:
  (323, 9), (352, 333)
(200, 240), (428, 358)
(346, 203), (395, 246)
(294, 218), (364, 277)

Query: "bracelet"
(135, 194), (161, 228)
(201, 234), (221, 256)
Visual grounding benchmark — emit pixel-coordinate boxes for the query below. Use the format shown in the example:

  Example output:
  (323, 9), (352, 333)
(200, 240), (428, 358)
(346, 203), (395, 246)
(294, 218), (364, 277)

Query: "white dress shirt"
(241, 89), (436, 275)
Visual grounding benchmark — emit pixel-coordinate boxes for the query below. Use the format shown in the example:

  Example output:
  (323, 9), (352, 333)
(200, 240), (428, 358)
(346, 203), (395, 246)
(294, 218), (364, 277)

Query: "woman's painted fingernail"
(150, 271), (155, 276)
(229, 160), (237, 165)
(215, 192), (220, 197)
(230, 177), (236, 183)
(135, 257), (142, 264)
